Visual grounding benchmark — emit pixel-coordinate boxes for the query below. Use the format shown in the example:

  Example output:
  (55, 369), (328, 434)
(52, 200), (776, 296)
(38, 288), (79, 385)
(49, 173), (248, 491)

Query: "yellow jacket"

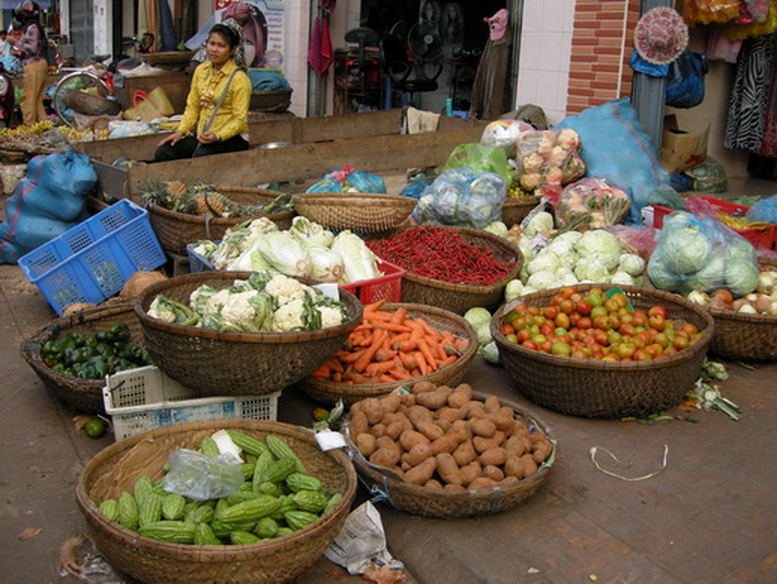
(178, 59), (251, 141)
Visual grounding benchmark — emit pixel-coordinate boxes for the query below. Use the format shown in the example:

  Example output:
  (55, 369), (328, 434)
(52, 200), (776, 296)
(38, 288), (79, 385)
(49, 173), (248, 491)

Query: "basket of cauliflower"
(135, 271), (363, 397)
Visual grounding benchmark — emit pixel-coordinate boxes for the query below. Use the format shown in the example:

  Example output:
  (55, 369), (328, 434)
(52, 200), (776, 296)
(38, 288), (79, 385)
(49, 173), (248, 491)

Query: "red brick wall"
(566, 1), (641, 115)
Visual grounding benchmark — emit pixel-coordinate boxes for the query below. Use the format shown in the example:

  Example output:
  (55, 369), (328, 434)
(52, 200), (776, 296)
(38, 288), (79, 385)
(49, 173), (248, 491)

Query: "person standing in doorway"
(15, 20), (48, 125)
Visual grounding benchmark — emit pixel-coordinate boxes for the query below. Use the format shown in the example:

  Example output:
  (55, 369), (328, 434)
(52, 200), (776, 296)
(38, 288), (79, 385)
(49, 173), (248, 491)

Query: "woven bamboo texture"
(371, 226), (523, 315)
(249, 90), (292, 112)
(349, 391), (555, 518)
(134, 272), (363, 397)
(147, 187), (293, 256)
(140, 51), (196, 65)
(501, 195), (540, 227)
(297, 303), (478, 406)
(62, 91), (122, 116)
(492, 284), (715, 418)
(292, 193), (416, 233)
(22, 303), (141, 414)
(706, 307), (777, 361)
(75, 419), (357, 584)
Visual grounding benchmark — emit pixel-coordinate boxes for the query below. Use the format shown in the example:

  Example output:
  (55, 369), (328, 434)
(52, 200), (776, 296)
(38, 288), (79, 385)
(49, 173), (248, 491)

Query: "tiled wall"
(516, 0), (575, 126)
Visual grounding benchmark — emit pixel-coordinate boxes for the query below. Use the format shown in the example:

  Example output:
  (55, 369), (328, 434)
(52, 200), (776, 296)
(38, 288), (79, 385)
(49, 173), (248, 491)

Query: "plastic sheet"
(163, 449), (244, 501)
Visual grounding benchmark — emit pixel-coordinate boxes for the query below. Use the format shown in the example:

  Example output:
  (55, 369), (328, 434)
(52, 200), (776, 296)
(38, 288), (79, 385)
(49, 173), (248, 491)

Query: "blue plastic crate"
(18, 199), (166, 315)
(186, 241), (216, 273)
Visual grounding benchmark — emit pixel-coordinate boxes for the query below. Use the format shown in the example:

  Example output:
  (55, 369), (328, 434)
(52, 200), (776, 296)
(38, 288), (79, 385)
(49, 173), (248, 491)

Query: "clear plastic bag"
(479, 120), (533, 158)
(647, 210), (759, 295)
(439, 143), (511, 183)
(514, 129), (586, 192)
(306, 165), (387, 194)
(555, 177), (631, 230)
(411, 168), (507, 228)
(163, 449), (244, 501)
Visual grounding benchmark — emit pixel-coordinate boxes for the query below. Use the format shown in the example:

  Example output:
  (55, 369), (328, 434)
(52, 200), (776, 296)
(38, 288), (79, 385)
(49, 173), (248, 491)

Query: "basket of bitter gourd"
(76, 419), (357, 584)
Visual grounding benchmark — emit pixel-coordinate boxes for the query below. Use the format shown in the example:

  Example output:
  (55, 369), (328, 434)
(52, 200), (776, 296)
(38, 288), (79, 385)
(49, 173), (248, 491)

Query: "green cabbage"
(684, 255), (726, 292)
(647, 254), (683, 291)
(663, 225), (711, 275)
(504, 279), (524, 302)
(618, 253), (646, 277)
(574, 230), (622, 271)
(725, 261), (759, 297)
(464, 307), (492, 329)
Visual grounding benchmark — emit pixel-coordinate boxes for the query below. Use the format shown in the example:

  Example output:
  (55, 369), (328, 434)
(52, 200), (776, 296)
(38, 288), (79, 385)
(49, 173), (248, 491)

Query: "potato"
(380, 394), (401, 415)
(448, 384), (473, 408)
(386, 418), (412, 440)
(500, 476), (519, 487)
(482, 464), (505, 482)
(417, 421), (445, 442)
(469, 418), (497, 438)
(435, 418), (453, 433)
(479, 446), (507, 466)
(370, 423), (387, 438)
(532, 438), (553, 464)
(468, 477), (498, 490)
(402, 443), (434, 467)
(503, 435), (528, 458)
(349, 411), (369, 438)
(492, 431), (506, 447)
(370, 447), (400, 468)
(350, 401), (363, 415)
(430, 433), (463, 455)
(361, 398), (384, 425)
(450, 419), (472, 437)
(444, 483), (466, 492)
(412, 380), (437, 394)
(399, 393), (416, 407)
(459, 461), (481, 486)
(488, 408), (516, 433)
(483, 396), (501, 413)
(473, 435), (498, 454)
(399, 429), (431, 452)
(463, 403), (487, 419)
(511, 422), (530, 438)
(376, 435), (400, 452)
(401, 459), (412, 472)
(355, 433), (377, 457)
(436, 406), (463, 424)
(424, 479), (443, 490)
(435, 453), (462, 486)
(404, 457), (437, 485)
(520, 453), (539, 478)
(381, 412), (404, 426)
(504, 455), (525, 479)
(416, 387), (453, 410)
(407, 405), (434, 428)
(452, 439), (477, 467)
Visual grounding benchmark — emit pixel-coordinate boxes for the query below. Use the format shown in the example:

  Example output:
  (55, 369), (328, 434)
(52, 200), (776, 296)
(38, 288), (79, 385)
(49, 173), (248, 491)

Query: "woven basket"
(370, 226), (523, 315)
(140, 51), (196, 66)
(249, 90), (292, 112)
(492, 284), (715, 418)
(62, 90), (122, 116)
(297, 303), (478, 406)
(349, 391), (555, 518)
(135, 272), (363, 397)
(502, 195), (540, 227)
(292, 193), (416, 234)
(706, 307), (776, 361)
(147, 187), (294, 257)
(21, 303), (142, 414)
(76, 419), (357, 584)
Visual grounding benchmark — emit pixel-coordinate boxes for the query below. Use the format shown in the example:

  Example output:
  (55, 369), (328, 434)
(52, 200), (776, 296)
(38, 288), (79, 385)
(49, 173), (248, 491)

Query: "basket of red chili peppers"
(366, 226), (523, 315)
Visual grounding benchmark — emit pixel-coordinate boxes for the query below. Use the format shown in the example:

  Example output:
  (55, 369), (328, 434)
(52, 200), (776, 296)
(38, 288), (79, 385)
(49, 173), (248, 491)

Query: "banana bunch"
(0, 120), (55, 142)
(507, 181), (533, 199)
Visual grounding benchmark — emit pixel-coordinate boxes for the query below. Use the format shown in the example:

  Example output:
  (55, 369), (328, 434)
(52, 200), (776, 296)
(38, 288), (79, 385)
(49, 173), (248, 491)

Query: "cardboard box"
(659, 115), (709, 173)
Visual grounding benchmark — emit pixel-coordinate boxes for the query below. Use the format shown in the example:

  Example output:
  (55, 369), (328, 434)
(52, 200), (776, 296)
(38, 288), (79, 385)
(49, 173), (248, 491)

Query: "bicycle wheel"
(52, 71), (113, 127)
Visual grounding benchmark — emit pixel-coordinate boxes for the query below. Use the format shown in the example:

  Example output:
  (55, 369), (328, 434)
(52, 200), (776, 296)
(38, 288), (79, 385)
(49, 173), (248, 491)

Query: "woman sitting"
(155, 24), (251, 161)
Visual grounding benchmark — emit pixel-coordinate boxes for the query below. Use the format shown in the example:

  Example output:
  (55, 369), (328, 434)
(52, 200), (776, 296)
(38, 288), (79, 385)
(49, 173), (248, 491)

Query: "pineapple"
(164, 181), (189, 206)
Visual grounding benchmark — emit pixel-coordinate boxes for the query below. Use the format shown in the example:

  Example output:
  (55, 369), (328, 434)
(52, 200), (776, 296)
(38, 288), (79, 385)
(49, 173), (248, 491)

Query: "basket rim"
(301, 302), (478, 395)
(134, 271), (363, 344)
(76, 419), (357, 557)
(372, 225), (523, 295)
(502, 195), (541, 208)
(705, 305), (777, 323)
(347, 390), (555, 503)
(293, 192), (415, 204)
(491, 283), (715, 370)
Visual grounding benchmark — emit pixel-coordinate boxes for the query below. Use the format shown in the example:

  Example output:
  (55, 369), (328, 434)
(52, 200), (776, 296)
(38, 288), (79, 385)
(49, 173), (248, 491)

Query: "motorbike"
(0, 62), (16, 129)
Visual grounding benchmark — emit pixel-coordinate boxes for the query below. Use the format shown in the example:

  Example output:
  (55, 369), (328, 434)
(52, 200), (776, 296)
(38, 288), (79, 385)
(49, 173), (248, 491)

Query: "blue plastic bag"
(746, 195), (777, 224)
(666, 50), (707, 109)
(305, 165), (386, 194)
(556, 98), (673, 225)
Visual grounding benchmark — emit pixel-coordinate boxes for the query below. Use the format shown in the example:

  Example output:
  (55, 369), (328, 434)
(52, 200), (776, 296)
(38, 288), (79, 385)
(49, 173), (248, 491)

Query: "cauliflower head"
(272, 298), (306, 332)
(265, 274), (307, 306)
(318, 306), (344, 329)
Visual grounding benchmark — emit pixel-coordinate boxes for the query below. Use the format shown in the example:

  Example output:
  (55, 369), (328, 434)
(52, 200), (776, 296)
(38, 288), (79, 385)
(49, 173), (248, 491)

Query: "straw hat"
(634, 6), (689, 65)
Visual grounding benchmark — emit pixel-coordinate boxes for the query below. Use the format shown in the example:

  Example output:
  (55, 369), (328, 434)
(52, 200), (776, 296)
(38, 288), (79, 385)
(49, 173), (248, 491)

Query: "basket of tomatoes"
(491, 284), (714, 418)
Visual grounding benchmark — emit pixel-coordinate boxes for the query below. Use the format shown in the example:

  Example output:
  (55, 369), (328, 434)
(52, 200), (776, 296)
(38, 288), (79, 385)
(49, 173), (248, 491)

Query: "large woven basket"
(492, 284), (715, 418)
(292, 193), (416, 233)
(147, 187), (294, 256)
(76, 419), (357, 584)
(370, 226), (523, 315)
(502, 195), (540, 227)
(21, 303), (141, 414)
(297, 302), (478, 406)
(135, 272), (363, 397)
(348, 391), (555, 518)
(249, 89), (292, 112)
(62, 90), (122, 116)
(706, 307), (777, 362)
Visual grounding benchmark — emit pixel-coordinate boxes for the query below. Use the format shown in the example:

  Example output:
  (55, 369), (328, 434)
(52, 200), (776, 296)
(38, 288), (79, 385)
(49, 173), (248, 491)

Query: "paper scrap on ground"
(589, 444), (669, 481)
(324, 501), (404, 575)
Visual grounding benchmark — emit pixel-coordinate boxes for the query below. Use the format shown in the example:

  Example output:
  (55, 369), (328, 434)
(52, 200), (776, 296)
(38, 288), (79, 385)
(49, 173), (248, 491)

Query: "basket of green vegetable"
(22, 303), (150, 413)
(76, 419), (357, 584)
(367, 226), (523, 315)
(135, 271), (363, 397)
(142, 182), (294, 256)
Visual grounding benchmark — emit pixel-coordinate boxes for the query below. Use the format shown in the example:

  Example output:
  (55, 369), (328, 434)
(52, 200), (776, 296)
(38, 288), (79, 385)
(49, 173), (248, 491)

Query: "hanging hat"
(634, 6), (689, 66)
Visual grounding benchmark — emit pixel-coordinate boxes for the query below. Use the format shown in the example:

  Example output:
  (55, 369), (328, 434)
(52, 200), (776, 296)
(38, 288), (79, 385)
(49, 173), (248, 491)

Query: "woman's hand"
(157, 130), (184, 147)
(198, 131), (220, 144)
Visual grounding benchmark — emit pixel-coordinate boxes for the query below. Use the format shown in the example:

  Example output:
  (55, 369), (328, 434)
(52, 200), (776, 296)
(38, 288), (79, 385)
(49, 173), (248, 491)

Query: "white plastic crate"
(103, 366), (280, 441)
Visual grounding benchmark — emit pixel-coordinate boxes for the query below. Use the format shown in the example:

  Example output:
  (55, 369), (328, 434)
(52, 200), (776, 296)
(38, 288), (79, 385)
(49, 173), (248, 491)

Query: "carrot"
(395, 339), (418, 353)
(389, 307), (408, 325)
(326, 357), (345, 373)
(374, 348), (397, 362)
(398, 351), (418, 371)
(417, 340), (438, 371)
(440, 332), (455, 347)
(407, 321), (425, 340)
(437, 355), (458, 368)
(353, 329), (388, 373)
(332, 371), (343, 383)
(339, 350), (365, 363)
(390, 332), (410, 345)
(367, 320), (412, 333)
(415, 317), (439, 339)
(364, 310), (392, 322)
(311, 364), (330, 378)
(365, 361), (396, 377)
(379, 374), (395, 383)
(432, 343), (447, 362)
(454, 338), (470, 352)
(363, 299), (386, 313)
(414, 351), (429, 376)
(389, 369), (412, 380)
(343, 370), (373, 384)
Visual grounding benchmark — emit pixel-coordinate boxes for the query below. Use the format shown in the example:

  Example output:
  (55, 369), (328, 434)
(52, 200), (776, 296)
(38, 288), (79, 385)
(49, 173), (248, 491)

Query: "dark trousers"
(154, 135), (249, 162)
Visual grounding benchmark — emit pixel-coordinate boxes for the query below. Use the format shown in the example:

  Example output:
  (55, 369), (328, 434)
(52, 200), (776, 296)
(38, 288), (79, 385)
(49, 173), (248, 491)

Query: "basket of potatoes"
(344, 381), (556, 518)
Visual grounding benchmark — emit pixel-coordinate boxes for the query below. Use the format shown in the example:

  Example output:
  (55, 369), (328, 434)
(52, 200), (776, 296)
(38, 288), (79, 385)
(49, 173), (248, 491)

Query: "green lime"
(84, 418), (107, 439)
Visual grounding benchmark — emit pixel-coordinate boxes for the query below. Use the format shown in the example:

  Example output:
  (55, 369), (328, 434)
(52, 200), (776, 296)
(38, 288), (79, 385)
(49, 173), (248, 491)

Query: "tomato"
(617, 342), (636, 359)
(645, 343), (664, 358)
(555, 312), (571, 329)
(571, 349), (587, 360)
(607, 330), (623, 345)
(570, 293), (583, 303)
(532, 334), (547, 345)
(648, 306), (667, 319)
(527, 306), (540, 316)
(593, 329), (609, 346)
(633, 349), (652, 361)
(601, 353), (620, 361)
(551, 341), (572, 357)
(516, 328), (531, 342)
(590, 306), (607, 319)
(557, 334), (571, 345)
(653, 332), (670, 349)
(533, 315), (546, 327)
(540, 323), (554, 336)
(586, 292), (604, 308)
(540, 341), (553, 353)
(711, 289), (734, 305)
(559, 299), (575, 315)
(577, 316), (592, 330)
(522, 340), (538, 350)
(568, 312), (581, 326)
(506, 333), (518, 343)
(610, 292), (628, 308)
(575, 299), (592, 315)
(543, 306), (559, 320)
(559, 286), (576, 299)
(681, 323), (699, 337)
(636, 330), (653, 345)
(500, 323), (516, 336)
(592, 316), (611, 331)
(607, 313), (621, 329)
(631, 315), (646, 328)
(604, 298), (620, 313)
(663, 346), (678, 357)
(673, 336), (690, 350)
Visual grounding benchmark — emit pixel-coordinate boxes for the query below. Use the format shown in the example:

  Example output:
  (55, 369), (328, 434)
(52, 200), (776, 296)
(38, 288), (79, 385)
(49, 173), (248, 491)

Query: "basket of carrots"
(366, 226), (523, 315)
(298, 301), (478, 406)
